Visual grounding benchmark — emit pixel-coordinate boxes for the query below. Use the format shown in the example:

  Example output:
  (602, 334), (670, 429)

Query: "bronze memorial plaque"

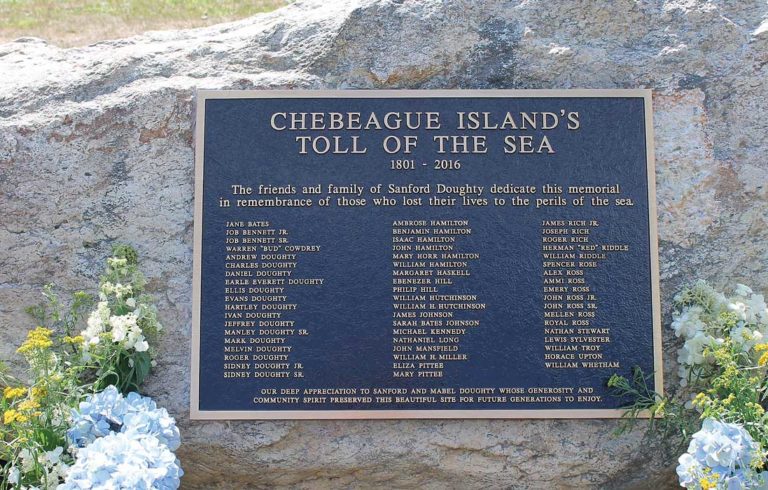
(191, 90), (662, 419)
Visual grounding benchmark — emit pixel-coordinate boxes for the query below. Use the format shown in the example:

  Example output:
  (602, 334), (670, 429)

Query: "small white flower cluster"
(78, 257), (161, 355)
(8, 447), (68, 490)
(671, 281), (768, 386)
(100, 281), (133, 300)
(81, 299), (149, 353)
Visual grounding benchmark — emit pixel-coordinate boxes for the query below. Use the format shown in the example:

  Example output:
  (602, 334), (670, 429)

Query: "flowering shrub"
(61, 387), (183, 489)
(0, 245), (181, 489)
(60, 432), (182, 490)
(80, 244), (163, 394)
(609, 281), (768, 489)
(67, 386), (180, 451)
(1, 303), (91, 489)
(676, 419), (765, 489)
(672, 281), (768, 388)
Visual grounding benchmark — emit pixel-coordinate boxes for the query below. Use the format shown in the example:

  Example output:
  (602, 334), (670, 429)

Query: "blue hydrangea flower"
(67, 386), (128, 447)
(676, 453), (703, 488)
(67, 385), (180, 451)
(677, 419), (767, 489)
(690, 419), (755, 470)
(58, 432), (183, 490)
(123, 407), (180, 451)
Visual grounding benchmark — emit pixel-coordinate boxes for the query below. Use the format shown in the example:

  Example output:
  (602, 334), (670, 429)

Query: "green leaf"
(133, 351), (152, 386)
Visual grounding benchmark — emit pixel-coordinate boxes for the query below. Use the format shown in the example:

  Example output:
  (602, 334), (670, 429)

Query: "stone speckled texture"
(1, 0), (767, 488)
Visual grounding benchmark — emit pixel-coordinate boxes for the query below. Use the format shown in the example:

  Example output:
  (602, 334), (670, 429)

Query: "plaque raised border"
(190, 89), (662, 420)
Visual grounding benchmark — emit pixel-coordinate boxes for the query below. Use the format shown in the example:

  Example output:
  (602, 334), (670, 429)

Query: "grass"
(0, 0), (289, 47)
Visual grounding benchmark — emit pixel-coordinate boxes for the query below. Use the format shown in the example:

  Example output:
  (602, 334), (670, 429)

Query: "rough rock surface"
(1, 0), (767, 488)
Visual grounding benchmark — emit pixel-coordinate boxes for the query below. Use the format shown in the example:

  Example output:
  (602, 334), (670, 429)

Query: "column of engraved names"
(222, 220), (322, 381)
(391, 219), (485, 379)
(541, 219), (629, 370)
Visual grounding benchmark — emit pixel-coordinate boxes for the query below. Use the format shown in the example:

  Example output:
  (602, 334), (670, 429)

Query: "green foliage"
(689, 338), (768, 450)
(25, 285), (93, 338)
(78, 244), (163, 395)
(608, 368), (699, 457)
(0, 244), (163, 489)
(609, 280), (768, 484)
(110, 243), (139, 266)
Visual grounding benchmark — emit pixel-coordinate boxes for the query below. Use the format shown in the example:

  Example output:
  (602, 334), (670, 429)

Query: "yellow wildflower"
(64, 335), (84, 345)
(748, 402), (765, 415)
(759, 351), (768, 367)
(692, 392), (708, 408)
(700, 475), (718, 490)
(31, 386), (46, 400)
(16, 327), (54, 355)
(3, 409), (28, 424)
(17, 399), (40, 412)
(3, 386), (26, 400)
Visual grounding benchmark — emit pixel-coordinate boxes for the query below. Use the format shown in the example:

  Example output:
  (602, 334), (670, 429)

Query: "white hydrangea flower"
(97, 301), (110, 322)
(101, 281), (115, 296)
(107, 257), (128, 268)
(126, 297), (136, 308)
(50, 404), (68, 428)
(126, 329), (149, 352)
(671, 281), (768, 387)
(671, 305), (706, 339)
(103, 312), (149, 352)
(26, 446), (69, 490)
(8, 466), (20, 484)
(692, 280), (729, 313)
(82, 311), (104, 346)
(82, 301), (111, 345)
(40, 447), (63, 466)
(110, 313), (138, 343)
(728, 301), (748, 321)
(19, 448), (35, 472)
(730, 325), (763, 353)
(746, 293), (767, 325)
(679, 331), (721, 367)
(101, 281), (132, 299)
(134, 338), (150, 352)
(113, 283), (133, 299)
(46, 463), (69, 490)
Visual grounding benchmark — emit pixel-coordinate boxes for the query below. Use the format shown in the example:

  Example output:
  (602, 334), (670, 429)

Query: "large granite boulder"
(1, 0), (767, 487)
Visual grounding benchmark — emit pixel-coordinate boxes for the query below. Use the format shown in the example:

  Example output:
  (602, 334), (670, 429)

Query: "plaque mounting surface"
(191, 89), (662, 420)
